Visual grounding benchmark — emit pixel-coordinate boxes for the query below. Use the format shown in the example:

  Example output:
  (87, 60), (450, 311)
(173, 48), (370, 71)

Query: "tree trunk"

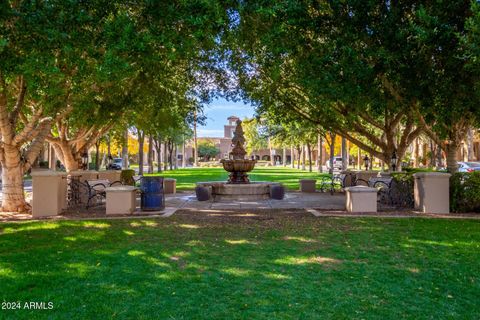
(446, 141), (459, 174)
(182, 136), (186, 168)
(147, 135), (153, 174)
(357, 147), (361, 170)
(436, 145), (443, 169)
(329, 132), (336, 174)
(154, 137), (162, 173)
(291, 146), (295, 168)
(301, 145), (306, 170)
(95, 140), (100, 170)
(174, 144), (178, 169)
(49, 144), (57, 170)
(282, 148), (286, 167)
(429, 140), (436, 167)
(307, 143), (312, 172)
(341, 137), (347, 171)
(413, 138), (419, 168)
(1, 146), (28, 212)
(163, 142), (168, 171)
(467, 128), (475, 161)
(168, 140), (174, 170)
(318, 135), (323, 173)
(193, 108), (198, 167)
(296, 146), (301, 169)
(107, 135), (111, 159)
(51, 142), (80, 172)
(122, 129), (129, 169)
(138, 131), (144, 175)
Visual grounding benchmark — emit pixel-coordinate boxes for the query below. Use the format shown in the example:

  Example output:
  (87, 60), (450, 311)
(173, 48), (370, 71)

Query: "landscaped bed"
(1, 211), (479, 319)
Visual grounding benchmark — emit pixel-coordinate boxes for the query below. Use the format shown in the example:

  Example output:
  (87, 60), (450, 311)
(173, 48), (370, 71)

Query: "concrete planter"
(345, 186), (378, 213)
(105, 186), (137, 215)
(31, 171), (68, 217)
(164, 178), (177, 194)
(413, 172), (451, 214)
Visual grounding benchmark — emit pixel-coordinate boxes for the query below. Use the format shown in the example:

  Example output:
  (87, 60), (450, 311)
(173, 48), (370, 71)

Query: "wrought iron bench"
(368, 177), (414, 208)
(320, 173), (369, 194)
(85, 179), (122, 208)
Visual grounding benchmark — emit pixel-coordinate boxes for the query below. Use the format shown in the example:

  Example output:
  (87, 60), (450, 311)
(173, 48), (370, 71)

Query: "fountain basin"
(196, 181), (280, 200)
(220, 159), (256, 184)
(220, 159), (256, 172)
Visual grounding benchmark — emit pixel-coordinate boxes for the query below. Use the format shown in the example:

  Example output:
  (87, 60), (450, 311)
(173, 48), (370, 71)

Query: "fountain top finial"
(229, 120), (247, 160)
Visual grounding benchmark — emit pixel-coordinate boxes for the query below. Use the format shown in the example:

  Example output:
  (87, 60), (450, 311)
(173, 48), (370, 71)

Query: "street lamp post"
(363, 155), (370, 171)
(81, 150), (89, 170)
(390, 149), (398, 172)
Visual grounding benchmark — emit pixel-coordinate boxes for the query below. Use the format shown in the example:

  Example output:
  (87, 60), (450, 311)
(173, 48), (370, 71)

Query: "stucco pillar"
(345, 186), (378, 213)
(31, 171), (67, 217)
(106, 186), (137, 215)
(413, 172), (451, 214)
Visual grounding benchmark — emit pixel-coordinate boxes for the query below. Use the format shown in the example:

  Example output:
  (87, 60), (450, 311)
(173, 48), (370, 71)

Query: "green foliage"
(450, 172), (480, 213)
(197, 141), (220, 161)
(120, 169), (135, 186)
(227, 0), (480, 168)
(242, 118), (268, 153)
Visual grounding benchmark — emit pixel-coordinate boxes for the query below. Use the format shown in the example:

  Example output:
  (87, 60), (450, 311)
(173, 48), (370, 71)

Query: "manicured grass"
(1, 213), (479, 319)
(145, 167), (330, 191)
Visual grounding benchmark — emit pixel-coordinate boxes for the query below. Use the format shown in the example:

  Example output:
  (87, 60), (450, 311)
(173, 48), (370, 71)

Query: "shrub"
(39, 160), (49, 168)
(450, 172), (480, 213)
(121, 169), (136, 186)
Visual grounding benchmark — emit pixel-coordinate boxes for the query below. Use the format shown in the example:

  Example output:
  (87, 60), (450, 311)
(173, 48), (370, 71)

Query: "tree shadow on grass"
(0, 214), (480, 319)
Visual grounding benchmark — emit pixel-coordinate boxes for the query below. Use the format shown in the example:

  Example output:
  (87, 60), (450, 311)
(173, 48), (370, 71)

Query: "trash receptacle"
(140, 176), (165, 211)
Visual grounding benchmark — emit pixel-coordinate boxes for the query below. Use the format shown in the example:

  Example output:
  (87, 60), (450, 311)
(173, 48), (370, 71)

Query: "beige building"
(183, 116), (327, 165)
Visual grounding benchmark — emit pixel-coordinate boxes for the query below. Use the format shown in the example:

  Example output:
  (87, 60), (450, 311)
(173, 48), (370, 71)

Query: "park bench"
(85, 179), (122, 208)
(320, 173), (370, 194)
(367, 176), (414, 208)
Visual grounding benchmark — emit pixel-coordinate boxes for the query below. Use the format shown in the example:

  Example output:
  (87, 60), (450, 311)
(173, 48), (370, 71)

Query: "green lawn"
(1, 212), (479, 319)
(145, 167), (329, 191)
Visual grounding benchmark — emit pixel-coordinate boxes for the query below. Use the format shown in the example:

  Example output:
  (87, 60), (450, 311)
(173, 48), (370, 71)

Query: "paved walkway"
(165, 192), (346, 210)
(2, 190), (480, 222)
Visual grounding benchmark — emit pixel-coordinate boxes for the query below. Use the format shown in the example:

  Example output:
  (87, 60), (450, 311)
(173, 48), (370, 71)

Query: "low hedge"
(398, 170), (480, 212)
(450, 172), (480, 213)
(121, 169), (136, 186)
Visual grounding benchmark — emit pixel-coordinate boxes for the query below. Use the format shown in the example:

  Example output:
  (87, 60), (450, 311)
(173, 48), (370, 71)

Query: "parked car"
(325, 156), (344, 170)
(457, 162), (480, 173)
(107, 157), (123, 170)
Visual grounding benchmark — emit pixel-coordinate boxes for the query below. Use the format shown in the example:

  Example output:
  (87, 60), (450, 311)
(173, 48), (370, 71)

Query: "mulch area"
(173, 208), (311, 224)
(0, 205), (166, 222)
(310, 208), (480, 219)
(1, 206), (479, 223)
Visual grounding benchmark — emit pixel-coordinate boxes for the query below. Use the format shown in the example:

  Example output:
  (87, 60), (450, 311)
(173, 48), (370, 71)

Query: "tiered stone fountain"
(220, 120), (256, 183)
(197, 120), (280, 200)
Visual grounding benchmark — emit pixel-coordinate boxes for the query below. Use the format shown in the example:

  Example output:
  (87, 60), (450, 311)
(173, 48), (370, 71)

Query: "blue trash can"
(140, 176), (165, 211)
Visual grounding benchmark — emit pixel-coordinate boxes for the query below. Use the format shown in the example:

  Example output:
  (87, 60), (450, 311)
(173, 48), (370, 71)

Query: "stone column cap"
(413, 172), (451, 179)
(345, 186), (378, 193)
(164, 178), (177, 181)
(105, 186), (137, 192)
(31, 170), (67, 177)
